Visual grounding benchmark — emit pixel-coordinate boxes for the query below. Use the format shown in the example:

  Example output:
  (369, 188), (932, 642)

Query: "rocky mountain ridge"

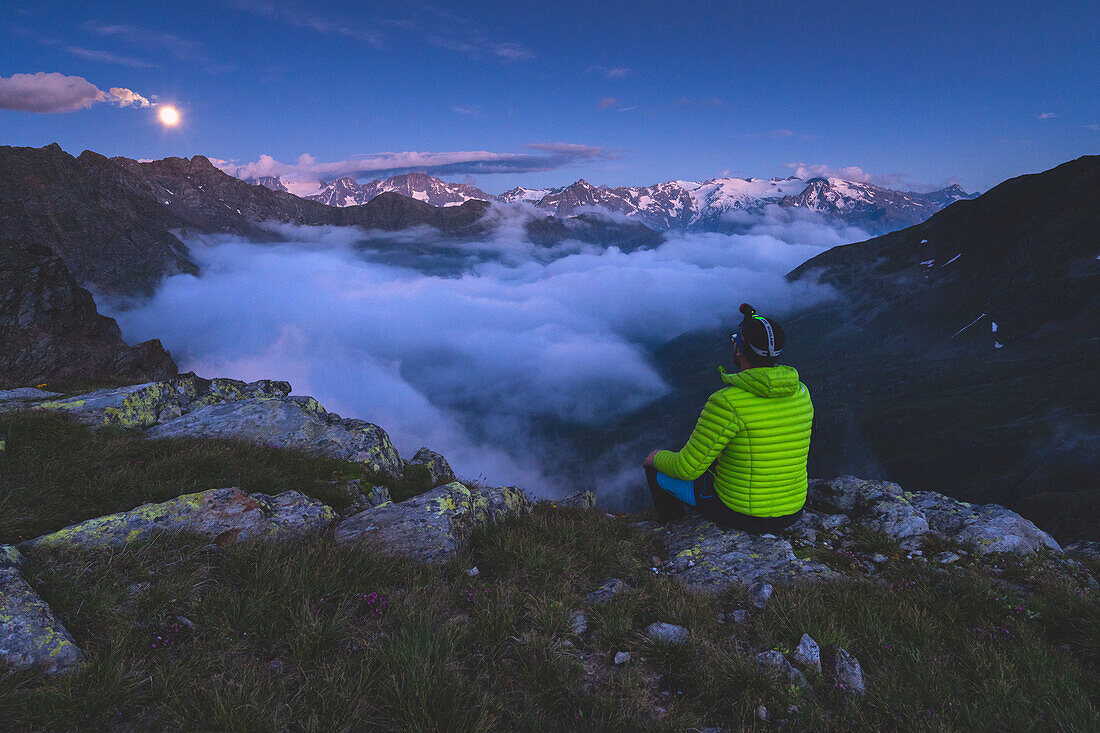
(0, 144), (665, 298)
(265, 171), (975, 234)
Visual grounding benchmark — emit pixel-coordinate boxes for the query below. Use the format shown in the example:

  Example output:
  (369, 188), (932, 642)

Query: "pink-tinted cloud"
(785, 162), (908, 187)
(598, 97), (618, 109)
(213, 143), (615, 184)
(1037, 112), (1057, 120)
(0, 72), (154, 113)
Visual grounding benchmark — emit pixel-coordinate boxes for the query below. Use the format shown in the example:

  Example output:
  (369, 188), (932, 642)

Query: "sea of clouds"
(106, 205), (860, 502)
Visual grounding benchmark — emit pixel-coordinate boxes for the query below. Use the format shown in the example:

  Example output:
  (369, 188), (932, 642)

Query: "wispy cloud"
(65, 46), (158, 68)
(587, 65), (629, 78)
(1037, 112), (1057, 120)
(214, 143), (616, 184)
(0, 71), (153, 113)
(770, 129), (794, 139)
(85, 20), (231, 72)
(426, 35), (533, 60)
(1085, 124), (1100, 131)
(226, 0), (384, 47)
(450, 105), (480, 116)
(598, 97), (618, 109)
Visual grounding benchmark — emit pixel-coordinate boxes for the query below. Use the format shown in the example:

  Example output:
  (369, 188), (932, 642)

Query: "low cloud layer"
(105, 209), (853, 501)
(0, 72), (152, 113)
(213, 143), (615, 185)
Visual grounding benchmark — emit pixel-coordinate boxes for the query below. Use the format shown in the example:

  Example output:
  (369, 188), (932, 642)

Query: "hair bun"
(739, 303), (756, 317)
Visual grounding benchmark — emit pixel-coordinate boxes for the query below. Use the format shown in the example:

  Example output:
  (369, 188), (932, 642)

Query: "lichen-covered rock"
(34, 382), (167, 427)
(808, 476), (928, 541)
(660, 515), (839, 591)
(332, 482), (531, 563)
(911, 491), (1061, 555)
(1, 544), (25, 572)
(1, 551), (84, 674)
(23, 487), (335, 551)
(557, 490), (597, 510)
(404, 447), (456, 486)
(145, 398), (403, 477)
(28, 375), (294, 430)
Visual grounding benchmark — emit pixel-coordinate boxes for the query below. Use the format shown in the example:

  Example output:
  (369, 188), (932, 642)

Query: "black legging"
(645, 465), (802, 533)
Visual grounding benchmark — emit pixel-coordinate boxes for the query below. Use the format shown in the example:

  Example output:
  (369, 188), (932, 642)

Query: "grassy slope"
(1, 412), (1098, 731)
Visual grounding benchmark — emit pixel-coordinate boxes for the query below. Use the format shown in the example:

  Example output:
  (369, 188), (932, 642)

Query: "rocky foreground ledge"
(1, 380), (1094, 677)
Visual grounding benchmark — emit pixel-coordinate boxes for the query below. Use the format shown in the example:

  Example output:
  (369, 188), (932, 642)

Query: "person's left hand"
(643, 449), (660, 468)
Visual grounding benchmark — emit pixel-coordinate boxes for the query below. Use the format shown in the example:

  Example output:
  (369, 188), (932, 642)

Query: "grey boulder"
(403, 447), (456, 486)
(146, 397), (403, 478)
(23, 487), (335, 551)
(1, 546), (84, 674)
(646, 622), (689, 645)
(333, 482), (531, 563)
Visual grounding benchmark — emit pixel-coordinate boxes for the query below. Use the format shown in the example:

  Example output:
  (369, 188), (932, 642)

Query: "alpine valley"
(1, 143), (1096, 543)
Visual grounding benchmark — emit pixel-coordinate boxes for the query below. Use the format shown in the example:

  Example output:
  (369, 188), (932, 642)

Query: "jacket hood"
(718, 364), (802, 397)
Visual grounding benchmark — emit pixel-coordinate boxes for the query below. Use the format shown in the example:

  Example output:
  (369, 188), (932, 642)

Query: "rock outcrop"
(654, 476), (1063, 592)
(806, 476), (1060, 555)
(660, 516), (838, 591)
(333, 482), (531, 563)
(403, 447), (457, 487)
(0, 236), (177, 389)
(12, 375), (405, 478)
(146, 398), (403, 478)
(23, 487), (335, 551)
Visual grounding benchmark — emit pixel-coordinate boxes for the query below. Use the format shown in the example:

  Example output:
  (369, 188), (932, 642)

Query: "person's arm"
(653, 392), (741, 480)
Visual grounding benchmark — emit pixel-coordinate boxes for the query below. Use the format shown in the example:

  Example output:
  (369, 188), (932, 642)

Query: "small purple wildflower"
(354, 591), (389, 617)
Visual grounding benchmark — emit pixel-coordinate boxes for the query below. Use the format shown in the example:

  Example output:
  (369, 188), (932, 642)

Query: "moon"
(158, 106), (180, 126)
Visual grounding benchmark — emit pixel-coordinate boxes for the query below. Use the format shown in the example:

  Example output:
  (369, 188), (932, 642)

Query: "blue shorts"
(654, 471), (699, 506)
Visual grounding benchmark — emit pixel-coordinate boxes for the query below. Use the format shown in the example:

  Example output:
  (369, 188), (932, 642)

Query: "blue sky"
(1, 0), (1096, 194)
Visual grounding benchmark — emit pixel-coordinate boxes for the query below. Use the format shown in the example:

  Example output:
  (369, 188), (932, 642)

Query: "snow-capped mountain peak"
(307, 173), (493, 208)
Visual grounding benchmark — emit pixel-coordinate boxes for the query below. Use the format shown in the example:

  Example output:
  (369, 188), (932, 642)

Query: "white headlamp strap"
(745, 316), (781, 357)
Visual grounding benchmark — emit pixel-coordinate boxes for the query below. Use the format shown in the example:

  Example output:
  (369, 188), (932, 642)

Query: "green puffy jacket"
(653, 364), (813, 517)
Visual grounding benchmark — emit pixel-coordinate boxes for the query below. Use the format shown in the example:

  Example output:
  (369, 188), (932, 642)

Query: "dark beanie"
(738, 303), (785, 358)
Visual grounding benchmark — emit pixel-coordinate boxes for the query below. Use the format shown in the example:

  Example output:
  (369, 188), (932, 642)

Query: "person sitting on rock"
(643, 303), (813, 533)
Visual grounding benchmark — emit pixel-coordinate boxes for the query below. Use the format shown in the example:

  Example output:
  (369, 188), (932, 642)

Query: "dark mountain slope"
(0, 146), (492, 295)
(0, 145), (657, 296)
(0, 145), (200, 297)
(0, 236), (176, 388)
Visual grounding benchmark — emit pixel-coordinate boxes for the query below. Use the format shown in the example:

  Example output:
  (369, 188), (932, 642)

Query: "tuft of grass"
(0, 410), (375, 545)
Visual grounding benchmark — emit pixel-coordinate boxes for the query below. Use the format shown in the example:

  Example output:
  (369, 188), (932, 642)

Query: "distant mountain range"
(272, 171), (975, 234)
